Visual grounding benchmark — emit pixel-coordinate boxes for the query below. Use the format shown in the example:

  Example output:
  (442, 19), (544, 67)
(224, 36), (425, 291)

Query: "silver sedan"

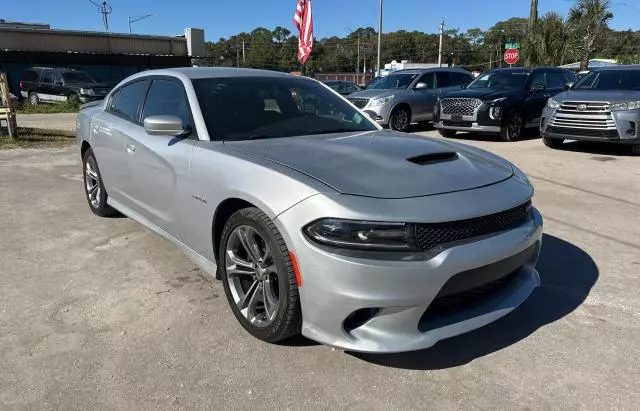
(76, 68), (543, 353)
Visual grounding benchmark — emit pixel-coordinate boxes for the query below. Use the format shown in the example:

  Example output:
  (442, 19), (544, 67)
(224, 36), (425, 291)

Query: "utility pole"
(528, 0), (539, 33)
(356, 32), (361, 78)
(377, 0), (383, 77)
(438, 18), (444, 67)
(242, 38), (246, 67)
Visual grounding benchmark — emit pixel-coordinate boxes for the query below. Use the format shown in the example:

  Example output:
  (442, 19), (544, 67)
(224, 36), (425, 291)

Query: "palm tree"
(527, 12), (578, 66)
(568, 0), (614, 71)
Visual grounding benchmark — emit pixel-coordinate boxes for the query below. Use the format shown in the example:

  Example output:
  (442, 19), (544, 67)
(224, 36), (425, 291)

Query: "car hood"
(225, 131), (514, 199)
(442, 88), (524, 101)
(348, 89), (403, 99)
(555, 89), (640, 103)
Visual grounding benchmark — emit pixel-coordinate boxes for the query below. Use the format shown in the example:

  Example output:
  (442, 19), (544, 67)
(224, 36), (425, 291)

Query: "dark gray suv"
(347, 68), (473, 132)
(541, 65), (640, 155)
(19, 67), (113, 105)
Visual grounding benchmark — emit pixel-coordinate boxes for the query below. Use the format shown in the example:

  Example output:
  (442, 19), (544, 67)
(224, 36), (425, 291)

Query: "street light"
(346, 27), (361, 79)
(128, 13), (158, 35)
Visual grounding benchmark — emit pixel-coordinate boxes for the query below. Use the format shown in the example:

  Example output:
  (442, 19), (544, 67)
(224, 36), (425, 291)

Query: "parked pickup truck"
(540, 65), (640, 155)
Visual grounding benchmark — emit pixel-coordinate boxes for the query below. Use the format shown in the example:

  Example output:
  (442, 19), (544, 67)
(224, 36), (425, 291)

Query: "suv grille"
(415, 201), (532, 251)
(549, 101), (618, 138)
(349, 98), (370, 109)
(440, 98), (482, 116)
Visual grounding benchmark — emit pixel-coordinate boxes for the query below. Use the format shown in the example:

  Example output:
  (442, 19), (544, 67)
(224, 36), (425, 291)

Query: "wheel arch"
(211, 197), (260, 266)
(390, 101), (412, 117)
(80, 140), (91, 160)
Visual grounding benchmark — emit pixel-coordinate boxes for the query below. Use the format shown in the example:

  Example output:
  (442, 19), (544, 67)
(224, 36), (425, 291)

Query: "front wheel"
(543, 137), (564, 149)
(438, 129), (457, 138)
(220, 207), (302, 343)
(631, 144), (640, 156)
(28, 92), (39, 105)
(500, 112), (524, 142)
(389, 107), (411, 132)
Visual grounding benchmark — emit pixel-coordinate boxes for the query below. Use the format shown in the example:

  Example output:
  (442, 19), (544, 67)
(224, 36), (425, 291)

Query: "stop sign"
(504, 48), (520, 65)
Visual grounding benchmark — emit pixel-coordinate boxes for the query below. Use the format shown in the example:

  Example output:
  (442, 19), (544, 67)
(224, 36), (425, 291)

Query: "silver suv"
(540, 66), (640, 155)
(347, 68), (473, 132)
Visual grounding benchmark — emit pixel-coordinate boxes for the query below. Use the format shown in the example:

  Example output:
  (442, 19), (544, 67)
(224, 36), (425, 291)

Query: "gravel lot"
(17, 113), (77, 133)
(1, 129), (639, 410)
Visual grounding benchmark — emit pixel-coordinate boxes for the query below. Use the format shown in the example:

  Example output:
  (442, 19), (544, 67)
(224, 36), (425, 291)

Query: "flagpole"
(377, 0), (383, 77)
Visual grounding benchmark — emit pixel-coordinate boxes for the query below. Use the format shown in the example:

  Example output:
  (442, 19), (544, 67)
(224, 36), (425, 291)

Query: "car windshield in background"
(62, 72), (96, 84)
(368, 74), (419, 90)
(574, 69), (640, 90)
(193, 77), (377, 141)
(467, 71), (530, 89)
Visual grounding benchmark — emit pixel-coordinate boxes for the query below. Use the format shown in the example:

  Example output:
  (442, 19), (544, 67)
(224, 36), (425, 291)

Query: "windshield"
(368, 74), (419, 90)
(193, 77), (377, 141)
(574, 69), (640, 90)
(62, 72), (96, 84)
(467, 71), (530, 90)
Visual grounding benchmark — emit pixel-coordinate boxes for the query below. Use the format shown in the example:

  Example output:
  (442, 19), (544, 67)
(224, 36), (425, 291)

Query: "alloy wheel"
(84, 156), (101, 209)
(392, 109), (409, 131)
(508, 113), (523, 140)
(225, 225), (280, 328)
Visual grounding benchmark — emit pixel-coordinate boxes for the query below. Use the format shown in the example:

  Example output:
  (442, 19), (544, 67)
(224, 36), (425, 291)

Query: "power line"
(88, 0), (112, 33)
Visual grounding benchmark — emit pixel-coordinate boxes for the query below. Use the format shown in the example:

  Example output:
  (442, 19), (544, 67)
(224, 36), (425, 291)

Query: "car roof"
(322, 80), (342, 84)
(393, 68), (470, 74)
(132, 67), (295, 80)
(591, 64), (640, 71)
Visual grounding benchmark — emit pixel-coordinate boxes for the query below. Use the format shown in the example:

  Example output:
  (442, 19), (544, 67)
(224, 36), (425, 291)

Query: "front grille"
(349, 98), (370, 109)
(547, 126), (620, 139)
(415, 201), (532, 251)
(549, 100), (618, 139)
(440, 98), (482, 116)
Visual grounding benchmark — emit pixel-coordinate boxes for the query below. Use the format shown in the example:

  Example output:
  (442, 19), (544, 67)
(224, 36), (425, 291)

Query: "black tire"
(82, 148), (116, 217)
(219, 207), (302, 343)
(28, 92), (39, 105)
(438, 129), (457, 138)
(500, 111), (524, 142)
(389, 106), (412, 132)
(543, 137), (564, 149)
(631, 144), (640, 156)
(68, 94), (80, 105)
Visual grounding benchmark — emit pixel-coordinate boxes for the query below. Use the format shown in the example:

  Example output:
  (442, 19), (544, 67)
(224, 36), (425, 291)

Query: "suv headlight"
(610, 101), (640, 111)
(547, 98), (561, 109)
(79, 88), (95, 96)
(368, 95), (395, 108)
(304, 218), (418, 251)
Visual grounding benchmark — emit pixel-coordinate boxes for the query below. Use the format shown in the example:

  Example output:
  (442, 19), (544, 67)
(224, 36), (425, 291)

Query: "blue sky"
(7, 0), (639, 40)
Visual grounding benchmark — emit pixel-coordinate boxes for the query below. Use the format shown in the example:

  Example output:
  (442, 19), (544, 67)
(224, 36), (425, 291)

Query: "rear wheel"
(83, 148), (116, 217)
(543, 137), (564, 149)
(28, 92), (39, 105)
(220, 207), (302, 343)
(500, 112), (524, 142)
(68, 94), (80, 105)
(438, 129), (457, 138)
(389, 106), (411, 132)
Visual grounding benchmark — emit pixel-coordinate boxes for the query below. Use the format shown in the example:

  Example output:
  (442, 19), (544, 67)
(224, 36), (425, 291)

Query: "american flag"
(293, 0), (313, 65)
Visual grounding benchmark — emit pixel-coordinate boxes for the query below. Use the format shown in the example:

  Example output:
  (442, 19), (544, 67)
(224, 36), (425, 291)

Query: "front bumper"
(435, 121), (501, 133)
(541, 106), (640, 144)
(362, 105), (392, 126)
(276, 180), (543, 353)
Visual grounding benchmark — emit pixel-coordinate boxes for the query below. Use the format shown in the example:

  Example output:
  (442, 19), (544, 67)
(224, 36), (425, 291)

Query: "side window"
(530, 71), (546, 89)
(142, 79), (191, 127)
(111, 80), (148, 122)
(563, 71), (577, 84)
(453, 72), (473, 85)
(41, 70), (54, 84)
(53, 71), (63, 84)
(22, 70), (39, 82)
(546, 72), (566, 90)
(106, 89), (120, 112)
(436, 72), (454, 88)
(417, 72), (435, 88)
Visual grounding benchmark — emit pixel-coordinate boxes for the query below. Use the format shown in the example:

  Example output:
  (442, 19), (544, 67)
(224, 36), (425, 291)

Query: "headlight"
(547, 98), (560, 109)
(490, 97), (507, 104)
(610, 101), (640, 111)
(368, 95), (395, 108)
(80, 88), (95, 96)
(304, 219), (418, 251)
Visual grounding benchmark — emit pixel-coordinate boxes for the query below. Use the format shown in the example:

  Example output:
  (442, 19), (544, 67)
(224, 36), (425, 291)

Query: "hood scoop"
(407, 151), (459, 166)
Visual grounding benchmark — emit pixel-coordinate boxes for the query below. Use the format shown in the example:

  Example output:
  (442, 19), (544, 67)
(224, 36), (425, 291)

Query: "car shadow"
(445, 129), (541, 142)
(349, 234), (598, 370)
(555, 140), (635, 157)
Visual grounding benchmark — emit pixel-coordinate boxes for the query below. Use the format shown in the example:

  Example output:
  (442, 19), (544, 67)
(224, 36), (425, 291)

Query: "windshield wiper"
(306, 128), (368, 136)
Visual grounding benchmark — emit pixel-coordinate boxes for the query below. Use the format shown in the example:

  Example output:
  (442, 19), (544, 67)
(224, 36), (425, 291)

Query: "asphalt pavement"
(0, 127), (639, 410)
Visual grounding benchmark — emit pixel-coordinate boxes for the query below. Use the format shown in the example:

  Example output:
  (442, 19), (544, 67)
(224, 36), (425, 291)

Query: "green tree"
(527, 12), (578, 66)
(568, 0), (614, 70)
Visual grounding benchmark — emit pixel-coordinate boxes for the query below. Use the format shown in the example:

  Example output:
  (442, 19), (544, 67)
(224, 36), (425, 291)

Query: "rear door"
(38, 69), (57, 103)
(126, 77), (198, 233)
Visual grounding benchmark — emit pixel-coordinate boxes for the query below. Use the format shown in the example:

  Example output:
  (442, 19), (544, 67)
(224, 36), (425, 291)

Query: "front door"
(411, 72), (437, 121)
(125, 77), (197, 233)
(525, 71), (551, 124)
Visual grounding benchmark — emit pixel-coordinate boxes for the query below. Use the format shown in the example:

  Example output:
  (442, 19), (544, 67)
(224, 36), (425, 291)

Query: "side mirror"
(531, 84), (546, 92)
(414, 82), (428, 90)
(144, 115), (188, 136)
(565, 82), (574, 90)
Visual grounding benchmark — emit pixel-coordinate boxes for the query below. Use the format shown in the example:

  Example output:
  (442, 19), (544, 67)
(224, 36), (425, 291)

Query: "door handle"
(126, 143), (136, 154)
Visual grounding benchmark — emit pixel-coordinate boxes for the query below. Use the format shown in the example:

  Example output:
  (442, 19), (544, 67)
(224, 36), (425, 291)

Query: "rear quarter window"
(21, 70), (39, 82)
